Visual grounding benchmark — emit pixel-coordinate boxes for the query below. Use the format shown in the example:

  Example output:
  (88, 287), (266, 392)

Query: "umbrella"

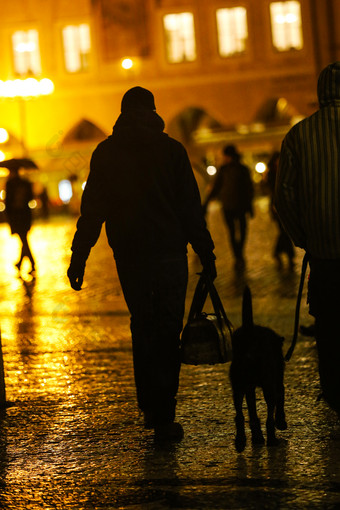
(0, 158), (38, 171)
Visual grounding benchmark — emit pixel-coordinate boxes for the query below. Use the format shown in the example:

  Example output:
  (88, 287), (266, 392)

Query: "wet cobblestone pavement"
(0, 196), (340, 509)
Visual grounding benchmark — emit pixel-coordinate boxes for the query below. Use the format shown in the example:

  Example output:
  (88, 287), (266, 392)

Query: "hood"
(317, 61), (340, 108)
(111, 109), (165, 144)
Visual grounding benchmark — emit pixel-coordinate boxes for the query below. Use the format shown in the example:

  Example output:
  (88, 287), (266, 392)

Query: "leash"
(285, 252), (309, 361)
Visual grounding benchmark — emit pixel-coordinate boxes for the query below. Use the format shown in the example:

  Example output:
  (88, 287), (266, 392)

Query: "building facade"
(0, 0), (339, 207)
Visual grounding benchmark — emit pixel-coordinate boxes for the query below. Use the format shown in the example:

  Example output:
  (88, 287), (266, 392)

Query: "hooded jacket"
(274, 62), (340, 259)
(71, 109), (214, 265)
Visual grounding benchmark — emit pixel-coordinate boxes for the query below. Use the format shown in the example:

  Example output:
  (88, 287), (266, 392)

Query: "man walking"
(67, 86), (216, 440)
(274, 62), (340, 417)
(203, 144), (254, 270)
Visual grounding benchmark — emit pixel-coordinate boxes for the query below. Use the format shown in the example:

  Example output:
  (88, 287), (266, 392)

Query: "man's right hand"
(67, 266), (84, 291)
(67, 253), (86, 291)
(202, 257), (217, 281)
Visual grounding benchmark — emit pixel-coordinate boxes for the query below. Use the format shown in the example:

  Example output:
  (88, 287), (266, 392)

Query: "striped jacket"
(274, 62), (340, 259)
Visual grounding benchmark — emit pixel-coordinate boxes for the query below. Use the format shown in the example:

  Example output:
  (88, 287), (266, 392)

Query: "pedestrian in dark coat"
(67, 86), (216, 441)
(5, 167), (35, 273)
(274, 62), (340, 418)
(203, 144), (254, 269)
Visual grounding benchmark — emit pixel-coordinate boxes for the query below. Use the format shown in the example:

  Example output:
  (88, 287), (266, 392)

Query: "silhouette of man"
(203, 145), (254, 269)
(275, 62), (340, 418)
(5, 166), (35, 273)
(67, 86), (216, 440)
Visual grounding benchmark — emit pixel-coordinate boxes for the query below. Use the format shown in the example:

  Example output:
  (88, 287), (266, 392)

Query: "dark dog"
(230, 286), (287, 452)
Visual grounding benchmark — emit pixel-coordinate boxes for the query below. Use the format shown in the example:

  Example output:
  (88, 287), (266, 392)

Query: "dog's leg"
(246, 387), (265, 445)
(233, 389), (247, 452)
(275, 379), (287, 430)
(263, 387), (279, 446)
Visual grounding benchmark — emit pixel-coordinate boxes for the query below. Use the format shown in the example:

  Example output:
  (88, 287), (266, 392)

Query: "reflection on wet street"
(0, 198), (340, 509)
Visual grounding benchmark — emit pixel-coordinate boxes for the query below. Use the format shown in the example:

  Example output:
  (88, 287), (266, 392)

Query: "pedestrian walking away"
(266, 150), (295, 269)
(203, 144), (254, 270)
(67, 86), (216, 441)
(5, 165), (36, 274)
(274, 61), (340, 419)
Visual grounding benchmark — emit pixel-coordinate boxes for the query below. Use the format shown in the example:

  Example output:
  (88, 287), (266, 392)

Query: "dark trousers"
(223, 209), (247, 260)
(116, 256), (188, 424)
(308, 258), (340, 412)
(17, 231), (35, 268)
(274, 220), (295, 260)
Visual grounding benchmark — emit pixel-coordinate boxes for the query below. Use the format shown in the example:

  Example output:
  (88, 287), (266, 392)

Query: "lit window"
(163, 13), (196, 63)
(216, 7), (248, 57)
(270, 1), (303, 51)
(62, 24), (91, 73)
(12, 30), (41, 76)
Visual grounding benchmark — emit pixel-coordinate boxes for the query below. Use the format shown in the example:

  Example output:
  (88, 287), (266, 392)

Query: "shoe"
(154, 422), (184, 442)
(317, 392), (340, 416)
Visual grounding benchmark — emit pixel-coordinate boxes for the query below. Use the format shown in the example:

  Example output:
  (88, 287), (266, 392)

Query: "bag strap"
(204, 275), (233, 334)
(187, 275), (209, 321)
(188, 273), (233, 334)
(285, 252), (309, 361)
(205, 274), (233, 361)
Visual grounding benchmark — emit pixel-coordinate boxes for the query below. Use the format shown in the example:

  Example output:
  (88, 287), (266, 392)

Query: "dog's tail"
(242, 285), (254, 331)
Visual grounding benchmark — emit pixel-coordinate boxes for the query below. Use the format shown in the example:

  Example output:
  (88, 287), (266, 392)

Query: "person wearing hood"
(67, 86), (216, 441)
(274, 62), (340, 418)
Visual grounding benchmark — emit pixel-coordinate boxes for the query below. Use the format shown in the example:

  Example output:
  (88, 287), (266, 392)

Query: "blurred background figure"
(38, 186), (50, 219)
(266, 151), (295, 269)
(203, 144), (254, 270)
(5, 164), (36, 274)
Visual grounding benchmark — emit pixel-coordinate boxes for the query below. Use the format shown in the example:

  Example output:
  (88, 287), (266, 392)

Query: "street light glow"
(255, 162), (267, 174)
(39, 78), (54, 95)
(28, 199), (37, 209)
(58, 179), (73, 204)
(207, 165), (217, 176)
(0, 128), (9, 143)
(121, 58), (133, 70)
(0, 78), (54, 98)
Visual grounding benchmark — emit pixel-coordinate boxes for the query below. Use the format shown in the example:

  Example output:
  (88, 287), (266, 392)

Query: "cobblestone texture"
(0, 196), (339, 509)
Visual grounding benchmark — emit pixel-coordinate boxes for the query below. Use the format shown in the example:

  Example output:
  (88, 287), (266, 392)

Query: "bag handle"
(187, 274), (208, 321)
(188, 273), (233, 334)
(204, 274), (233, 335)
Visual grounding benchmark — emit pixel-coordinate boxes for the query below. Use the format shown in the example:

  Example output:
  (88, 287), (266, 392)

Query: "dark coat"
(71, 110), (214, 265)
(207, 161), (254, 215)
(5, 175), (33, 235)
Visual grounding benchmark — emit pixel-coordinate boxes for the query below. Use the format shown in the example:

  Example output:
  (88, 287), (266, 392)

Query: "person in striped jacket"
(274, 61), (340, 418)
